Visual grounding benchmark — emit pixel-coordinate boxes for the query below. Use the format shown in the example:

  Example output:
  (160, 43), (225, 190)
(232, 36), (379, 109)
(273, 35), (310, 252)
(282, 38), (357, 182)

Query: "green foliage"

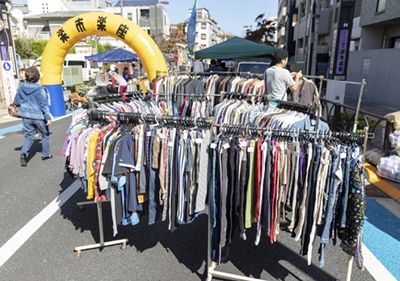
(171, 22), (185, 31)
(328, 113), (376, 133)
(32, 40), (48, 58)
(68, 47), (76, 54)
(14, 35), (36, 59)
(87, 40), (106, 53)
(103, 43), (114, 51)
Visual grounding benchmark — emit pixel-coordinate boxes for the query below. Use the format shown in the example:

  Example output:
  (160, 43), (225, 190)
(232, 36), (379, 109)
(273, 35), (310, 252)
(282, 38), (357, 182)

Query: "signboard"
(335, 29), (349, 75)
(75, 44), (92, 56)
(329, 30), (337, 75)
(2, 61), (16, 105)
(8, 46), (16, 76)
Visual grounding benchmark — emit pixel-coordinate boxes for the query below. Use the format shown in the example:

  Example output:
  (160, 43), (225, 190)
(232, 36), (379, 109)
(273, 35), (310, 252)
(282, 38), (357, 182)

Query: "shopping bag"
(8, 103), (21, 118)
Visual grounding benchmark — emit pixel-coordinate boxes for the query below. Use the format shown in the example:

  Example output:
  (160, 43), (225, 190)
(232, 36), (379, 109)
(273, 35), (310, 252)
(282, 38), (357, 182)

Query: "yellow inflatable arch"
(41, 12), (168, 116)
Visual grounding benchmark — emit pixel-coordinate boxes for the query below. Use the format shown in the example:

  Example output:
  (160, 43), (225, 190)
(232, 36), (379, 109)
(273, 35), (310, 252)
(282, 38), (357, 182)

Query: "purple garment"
(299, 148), (305, 182)
(61, 130), (73, 156)
(68, 128), (84, 168)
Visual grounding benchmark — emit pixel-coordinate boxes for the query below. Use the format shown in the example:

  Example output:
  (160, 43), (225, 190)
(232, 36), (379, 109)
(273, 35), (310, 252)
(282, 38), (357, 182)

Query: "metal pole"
(94, 35), (98, 54)
(311, 0), (320, 76)
(352, 79), (366, 133)
(306, 0), (314, 75)
(346, 255), (354, 281)
(120, 0), (123, 17)
(97, 201), (105, 246)
(154, 0), (158, 44)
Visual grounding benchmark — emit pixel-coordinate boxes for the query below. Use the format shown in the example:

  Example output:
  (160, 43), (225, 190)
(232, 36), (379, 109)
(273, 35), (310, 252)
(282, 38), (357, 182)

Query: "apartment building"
(346, 0), (400, 108)
(21, 0), (169, 47)
(187, 8), (226, 50)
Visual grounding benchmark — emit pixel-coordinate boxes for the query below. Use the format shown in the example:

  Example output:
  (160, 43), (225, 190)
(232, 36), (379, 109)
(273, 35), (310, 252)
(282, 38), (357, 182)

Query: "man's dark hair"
(210, 59), (217, 65)
(25, 66), (40, 83)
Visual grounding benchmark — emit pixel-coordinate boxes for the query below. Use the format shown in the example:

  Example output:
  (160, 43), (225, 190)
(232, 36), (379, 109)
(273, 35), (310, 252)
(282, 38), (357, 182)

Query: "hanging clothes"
(209, 126), (366, 270)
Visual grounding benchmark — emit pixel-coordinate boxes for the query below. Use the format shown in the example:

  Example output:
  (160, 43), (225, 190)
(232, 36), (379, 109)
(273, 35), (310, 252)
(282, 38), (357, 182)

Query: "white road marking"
(363, 243), (397, 281)
(53, 113), (73, 122)
(0, 180), (80, 268)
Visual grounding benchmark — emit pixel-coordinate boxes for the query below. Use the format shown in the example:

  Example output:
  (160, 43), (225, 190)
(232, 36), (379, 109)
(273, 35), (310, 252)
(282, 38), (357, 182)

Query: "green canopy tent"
(194, 36), (279, 59)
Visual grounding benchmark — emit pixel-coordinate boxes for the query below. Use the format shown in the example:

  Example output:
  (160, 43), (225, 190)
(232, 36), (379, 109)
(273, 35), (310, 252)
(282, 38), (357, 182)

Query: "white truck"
(32, 54), (101, 83)
(236, 61), (271, 75)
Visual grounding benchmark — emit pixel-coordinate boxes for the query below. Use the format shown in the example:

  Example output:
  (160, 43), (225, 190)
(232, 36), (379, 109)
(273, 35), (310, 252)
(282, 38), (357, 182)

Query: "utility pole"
(154, 0), (158, 44)
(120, 0), (123, 17)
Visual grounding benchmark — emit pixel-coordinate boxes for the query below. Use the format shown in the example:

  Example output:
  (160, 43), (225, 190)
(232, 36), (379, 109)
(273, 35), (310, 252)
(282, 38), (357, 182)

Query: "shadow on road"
(58, 192), (340, 281)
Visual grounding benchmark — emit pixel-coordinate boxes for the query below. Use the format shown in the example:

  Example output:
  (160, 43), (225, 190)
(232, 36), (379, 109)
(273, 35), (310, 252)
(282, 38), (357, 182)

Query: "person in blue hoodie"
(14, 66), (52, 167)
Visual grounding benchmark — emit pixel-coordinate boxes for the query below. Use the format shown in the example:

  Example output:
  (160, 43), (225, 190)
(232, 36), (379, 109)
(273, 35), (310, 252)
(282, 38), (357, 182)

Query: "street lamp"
(154, 0), (169, 44)
(243, 25), (252, 30)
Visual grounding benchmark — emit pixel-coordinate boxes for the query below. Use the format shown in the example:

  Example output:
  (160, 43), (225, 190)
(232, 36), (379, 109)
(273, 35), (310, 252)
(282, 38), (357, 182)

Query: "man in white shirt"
(192, 59), (204, 72)
(263, 49), (302, 101)
(109, 71), (128, 87)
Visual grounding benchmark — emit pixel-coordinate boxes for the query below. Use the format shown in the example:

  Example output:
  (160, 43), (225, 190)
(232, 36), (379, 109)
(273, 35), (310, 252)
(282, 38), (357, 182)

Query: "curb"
(364, 163), (400, 203)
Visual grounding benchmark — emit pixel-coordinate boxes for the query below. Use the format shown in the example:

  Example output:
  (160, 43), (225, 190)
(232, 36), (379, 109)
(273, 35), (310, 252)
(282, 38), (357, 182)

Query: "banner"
(187, 0), (197, 55)
(2, 61), (16, 105)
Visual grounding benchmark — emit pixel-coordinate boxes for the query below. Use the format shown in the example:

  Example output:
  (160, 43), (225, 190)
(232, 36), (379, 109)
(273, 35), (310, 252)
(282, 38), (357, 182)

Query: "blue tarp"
(85, 48), (139, 62)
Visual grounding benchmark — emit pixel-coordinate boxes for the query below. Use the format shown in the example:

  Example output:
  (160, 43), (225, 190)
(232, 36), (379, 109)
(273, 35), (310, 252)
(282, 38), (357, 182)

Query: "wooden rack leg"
(74, 201), (128, 257)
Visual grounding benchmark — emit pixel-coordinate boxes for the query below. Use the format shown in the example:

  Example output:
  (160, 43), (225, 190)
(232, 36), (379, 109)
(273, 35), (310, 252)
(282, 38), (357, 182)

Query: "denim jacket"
(14, 83), (51, 121)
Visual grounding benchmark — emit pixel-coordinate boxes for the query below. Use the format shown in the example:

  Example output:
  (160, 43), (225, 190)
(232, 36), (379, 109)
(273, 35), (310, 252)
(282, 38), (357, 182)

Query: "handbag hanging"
(8, 103), (21, 118)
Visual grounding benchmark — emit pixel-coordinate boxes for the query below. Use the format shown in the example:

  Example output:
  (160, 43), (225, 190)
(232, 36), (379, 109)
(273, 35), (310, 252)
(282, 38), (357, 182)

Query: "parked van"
(237, 61), (270, 75)
(32, 54), (101, 83)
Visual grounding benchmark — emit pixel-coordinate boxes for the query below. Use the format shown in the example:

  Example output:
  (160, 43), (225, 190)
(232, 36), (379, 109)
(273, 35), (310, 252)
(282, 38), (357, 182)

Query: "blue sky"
(11, 0), (278, 36)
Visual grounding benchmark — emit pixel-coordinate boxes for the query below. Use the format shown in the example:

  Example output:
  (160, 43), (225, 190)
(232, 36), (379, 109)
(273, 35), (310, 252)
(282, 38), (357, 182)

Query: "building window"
(128, 13), (132, 21)
(376, 0), (386, 13)
(361, 58), (370, 75)
(201, 34), (206, 40)
(201, 23), (206, 29)
(141, 9), (150, 19)
(300, 3), (306, 19)
(196, 32), (198, 38)
(334, 7), (339, 23)
(393, 37), (400, 49)
(197, 12), (202, 19)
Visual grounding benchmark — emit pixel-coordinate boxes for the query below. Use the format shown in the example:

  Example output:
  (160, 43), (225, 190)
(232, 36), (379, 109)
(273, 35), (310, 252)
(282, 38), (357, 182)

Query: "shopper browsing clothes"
(263, 49), (302, 101)
(205, 59), (222, 72)
(14, 66), (52, 167)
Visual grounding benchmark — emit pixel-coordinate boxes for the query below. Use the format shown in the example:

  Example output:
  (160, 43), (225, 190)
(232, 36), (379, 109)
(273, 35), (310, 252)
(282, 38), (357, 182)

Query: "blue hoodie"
(14, 83), (51, 121)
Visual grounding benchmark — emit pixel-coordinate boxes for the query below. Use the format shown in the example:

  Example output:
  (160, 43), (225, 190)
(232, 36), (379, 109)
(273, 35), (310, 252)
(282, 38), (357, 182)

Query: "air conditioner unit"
(63, 66), (83, 86)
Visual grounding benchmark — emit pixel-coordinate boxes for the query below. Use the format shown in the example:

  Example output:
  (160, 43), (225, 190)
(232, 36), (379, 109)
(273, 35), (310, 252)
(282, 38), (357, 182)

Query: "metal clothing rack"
(206, 122), (371, 281)
(89, 90), (152, 101)
(74, 111), (215, 256)
(74, 200), (128, 257)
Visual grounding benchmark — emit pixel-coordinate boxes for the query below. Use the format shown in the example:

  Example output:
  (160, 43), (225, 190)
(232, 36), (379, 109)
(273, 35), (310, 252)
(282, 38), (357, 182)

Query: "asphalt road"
(0, 116), (376, 281)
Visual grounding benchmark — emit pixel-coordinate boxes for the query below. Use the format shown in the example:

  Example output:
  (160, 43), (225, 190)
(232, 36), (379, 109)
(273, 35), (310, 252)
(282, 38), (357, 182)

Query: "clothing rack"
(89, 90), (152, 101)
(82, 109), (370, 280)
(74, 110), (215, 256)
(206, 122), (370, 281)
(74, 200), (128, 257)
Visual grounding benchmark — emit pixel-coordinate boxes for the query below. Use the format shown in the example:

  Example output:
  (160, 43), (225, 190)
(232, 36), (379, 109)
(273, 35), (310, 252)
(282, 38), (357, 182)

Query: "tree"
(244, 13), (277, 46)
(170, 22), (185, 31)
(152, 29), (187, 54)
(104, 43), (114, 51)
(14, 35), (36, 59)
(220, 33), (235, 41)
(87, 40), (106, 53)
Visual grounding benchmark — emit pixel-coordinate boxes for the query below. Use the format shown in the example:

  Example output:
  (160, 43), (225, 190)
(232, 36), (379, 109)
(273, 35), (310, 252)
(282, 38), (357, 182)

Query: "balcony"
(139, 18), (150, 28)
(278, 27), (286, 38)
(317, 45), (329, 54)
(278, 7), (287, 25)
